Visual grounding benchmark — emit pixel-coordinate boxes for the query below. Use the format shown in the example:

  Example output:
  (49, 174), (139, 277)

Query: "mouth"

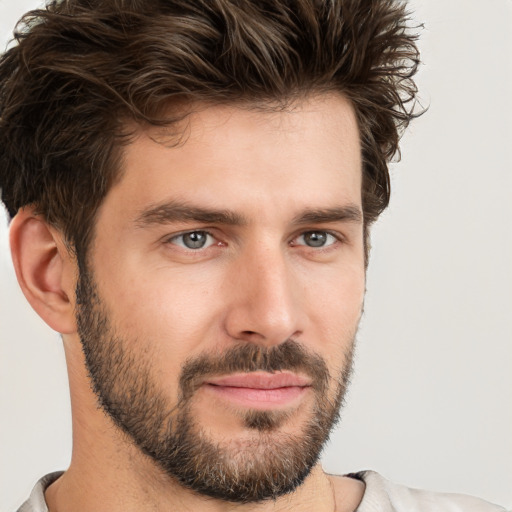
(202, 371), (312, 410)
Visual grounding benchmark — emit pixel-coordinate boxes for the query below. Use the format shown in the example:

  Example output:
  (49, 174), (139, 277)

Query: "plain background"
(1, 0), (511, 510)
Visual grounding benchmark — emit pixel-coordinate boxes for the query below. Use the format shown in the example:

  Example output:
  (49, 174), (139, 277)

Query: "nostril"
(238, 330), (266, 342)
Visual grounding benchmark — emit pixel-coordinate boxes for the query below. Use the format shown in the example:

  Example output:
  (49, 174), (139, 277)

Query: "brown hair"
(0, 0), (420, 262)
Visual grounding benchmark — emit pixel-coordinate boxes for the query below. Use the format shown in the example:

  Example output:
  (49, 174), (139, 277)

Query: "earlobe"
(9, 208), (78, 334)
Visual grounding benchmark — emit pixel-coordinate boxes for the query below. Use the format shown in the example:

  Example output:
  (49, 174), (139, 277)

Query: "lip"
(206, 371), (311, 389)
(201, 371), (312, 410)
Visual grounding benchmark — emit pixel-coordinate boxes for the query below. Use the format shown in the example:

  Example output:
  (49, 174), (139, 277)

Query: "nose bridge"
(225, 238), (301, 345)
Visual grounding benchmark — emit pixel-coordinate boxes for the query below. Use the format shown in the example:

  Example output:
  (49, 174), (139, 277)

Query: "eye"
(294, 231), (338, 248)
(168, 231), (215, 250)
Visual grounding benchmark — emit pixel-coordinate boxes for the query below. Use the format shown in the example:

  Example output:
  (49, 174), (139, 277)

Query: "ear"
(9, 207), (78, 334)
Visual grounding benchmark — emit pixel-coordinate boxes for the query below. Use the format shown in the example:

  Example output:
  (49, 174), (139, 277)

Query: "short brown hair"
(0, 0), (420, 261)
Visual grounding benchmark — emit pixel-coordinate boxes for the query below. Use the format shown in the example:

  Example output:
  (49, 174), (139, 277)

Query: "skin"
(10, 93), (366, 511)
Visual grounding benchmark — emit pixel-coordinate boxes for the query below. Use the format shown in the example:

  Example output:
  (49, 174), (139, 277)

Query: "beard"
(75, 267), (356, 503)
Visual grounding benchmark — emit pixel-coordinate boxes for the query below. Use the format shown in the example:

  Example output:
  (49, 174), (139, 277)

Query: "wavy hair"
(0, 0), (421, 260)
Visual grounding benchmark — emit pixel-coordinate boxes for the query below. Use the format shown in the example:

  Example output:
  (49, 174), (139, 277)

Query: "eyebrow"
(135, 200), (247, 228)
(292, 205), (363, 225)
(135, 200), (363, 228)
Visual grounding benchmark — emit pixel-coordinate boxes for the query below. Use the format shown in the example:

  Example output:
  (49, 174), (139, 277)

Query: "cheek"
(303, 264), (364, 361)
(96, 263), (227, 366)
(306, 259), (365, 317)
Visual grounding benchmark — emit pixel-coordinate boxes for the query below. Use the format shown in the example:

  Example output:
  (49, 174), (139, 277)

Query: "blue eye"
(296, 231), (337, 248)
(170, 231), (215, 249)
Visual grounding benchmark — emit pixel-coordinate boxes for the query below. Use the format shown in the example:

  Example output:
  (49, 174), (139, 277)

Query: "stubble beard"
(75, 268), (356, 503)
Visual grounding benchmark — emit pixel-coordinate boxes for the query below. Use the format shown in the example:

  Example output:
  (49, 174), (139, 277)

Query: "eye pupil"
(183, 232), (207, 249)
(305, 232), (327, 247)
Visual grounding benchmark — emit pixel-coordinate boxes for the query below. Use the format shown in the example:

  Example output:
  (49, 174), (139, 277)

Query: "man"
(0, 0), (508, 511)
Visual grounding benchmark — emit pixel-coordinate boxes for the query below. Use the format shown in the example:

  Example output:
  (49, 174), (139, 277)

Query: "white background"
(1, 0), (511, 510)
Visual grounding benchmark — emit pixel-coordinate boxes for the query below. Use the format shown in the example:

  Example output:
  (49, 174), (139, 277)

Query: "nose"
(223, 244), (303, 346)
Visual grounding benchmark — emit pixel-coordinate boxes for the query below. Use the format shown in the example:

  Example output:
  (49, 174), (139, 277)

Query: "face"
(76, 94), (365, 502)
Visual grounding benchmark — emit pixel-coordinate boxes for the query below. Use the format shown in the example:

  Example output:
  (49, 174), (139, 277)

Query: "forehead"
(104, 93), (362, 223)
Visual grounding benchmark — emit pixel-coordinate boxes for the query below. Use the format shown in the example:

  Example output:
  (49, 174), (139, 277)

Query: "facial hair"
(75, 268), (356, 503)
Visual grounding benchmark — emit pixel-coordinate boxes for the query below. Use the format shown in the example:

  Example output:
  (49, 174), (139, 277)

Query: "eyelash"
(292, 230), (342, 249)
(164, 229), (343, 251)
(166, 230), (218, 250)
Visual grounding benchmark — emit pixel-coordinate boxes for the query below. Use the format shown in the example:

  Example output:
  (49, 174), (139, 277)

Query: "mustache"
(179, 340), (330, 401)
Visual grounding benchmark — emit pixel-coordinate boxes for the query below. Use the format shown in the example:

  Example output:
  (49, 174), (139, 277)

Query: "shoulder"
(346, 471), (508, 512)
(17, 472), (63, 512)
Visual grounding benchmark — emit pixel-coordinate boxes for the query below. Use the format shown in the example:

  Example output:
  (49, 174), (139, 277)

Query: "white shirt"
(17, 470), (508, 511)
(353, 471), (507, 511)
